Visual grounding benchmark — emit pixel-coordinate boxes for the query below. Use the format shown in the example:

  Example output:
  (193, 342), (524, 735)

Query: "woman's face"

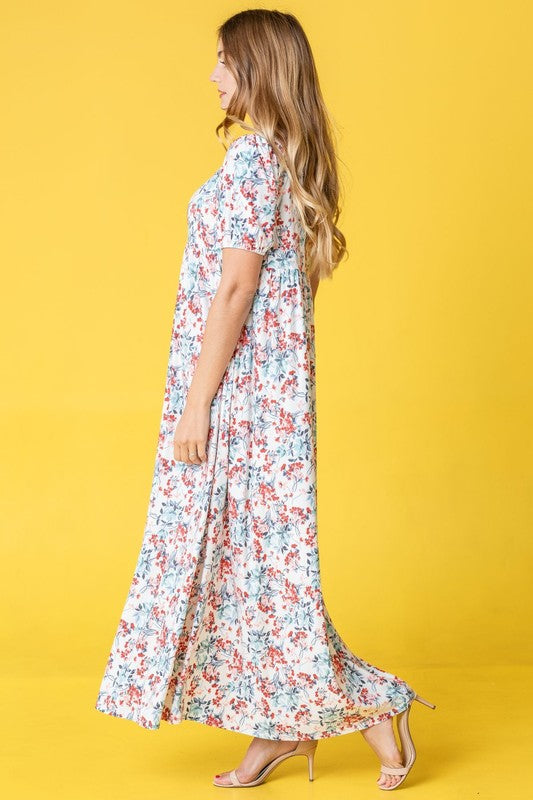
(209, 38), (237, 110)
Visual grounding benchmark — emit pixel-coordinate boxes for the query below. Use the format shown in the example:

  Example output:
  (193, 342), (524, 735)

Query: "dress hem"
(94, 694), (415, 740)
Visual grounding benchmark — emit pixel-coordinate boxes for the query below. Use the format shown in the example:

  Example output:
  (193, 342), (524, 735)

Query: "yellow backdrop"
(2, 1), (531, 798)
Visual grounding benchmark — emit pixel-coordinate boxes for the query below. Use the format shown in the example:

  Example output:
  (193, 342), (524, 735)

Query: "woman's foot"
(360, 716), (405, 789)
(214, 736), (299, 786)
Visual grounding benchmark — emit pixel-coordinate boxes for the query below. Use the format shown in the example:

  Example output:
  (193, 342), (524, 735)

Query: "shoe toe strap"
(230, 769), (243, 786)
(380, 764), (408, 775)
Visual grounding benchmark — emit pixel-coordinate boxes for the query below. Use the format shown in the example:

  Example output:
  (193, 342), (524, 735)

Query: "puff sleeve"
(217, 134), (280, 256)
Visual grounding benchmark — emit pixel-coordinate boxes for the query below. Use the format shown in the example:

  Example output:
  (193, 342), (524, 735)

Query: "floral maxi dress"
(94, 132), (416, 739)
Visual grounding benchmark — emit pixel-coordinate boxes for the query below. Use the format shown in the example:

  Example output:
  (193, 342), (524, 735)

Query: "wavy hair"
(214, 9), (348, 281)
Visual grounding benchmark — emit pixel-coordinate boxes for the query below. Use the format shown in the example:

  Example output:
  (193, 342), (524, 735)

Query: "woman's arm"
(173, 247), (262, 465)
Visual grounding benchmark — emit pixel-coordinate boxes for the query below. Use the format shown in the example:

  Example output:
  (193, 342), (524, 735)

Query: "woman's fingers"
(196, 441), (207, 463)
(174, 438), (207, 465)
(187, 445), (202, 465)
(172, 403), (211, 464)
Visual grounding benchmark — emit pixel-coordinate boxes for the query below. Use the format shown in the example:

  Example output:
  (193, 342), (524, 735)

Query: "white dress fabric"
(95, 132), (416, 738)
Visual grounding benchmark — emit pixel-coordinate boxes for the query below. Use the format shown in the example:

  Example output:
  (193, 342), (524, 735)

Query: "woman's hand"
(173, 400), (211, 465)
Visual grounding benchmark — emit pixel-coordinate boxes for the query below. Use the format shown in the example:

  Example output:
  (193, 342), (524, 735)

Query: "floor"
(4, 664), (529, 799)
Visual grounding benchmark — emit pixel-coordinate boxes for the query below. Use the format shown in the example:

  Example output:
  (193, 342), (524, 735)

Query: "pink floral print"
(95, 132), (416, 738)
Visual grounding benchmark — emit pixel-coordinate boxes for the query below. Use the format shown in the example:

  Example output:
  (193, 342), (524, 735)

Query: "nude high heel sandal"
(212, 739), (318, 788)
(378, 693), (437, 791)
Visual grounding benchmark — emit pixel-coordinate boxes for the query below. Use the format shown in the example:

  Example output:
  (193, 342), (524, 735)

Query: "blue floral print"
(95, 132), (416, 738)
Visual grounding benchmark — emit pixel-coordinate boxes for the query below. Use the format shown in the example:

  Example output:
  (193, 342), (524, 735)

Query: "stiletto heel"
(307, 745), (316, 781)
(213, 739), (319, 788)
(414, 693), (437, 709)
(377, 690), (436, 791)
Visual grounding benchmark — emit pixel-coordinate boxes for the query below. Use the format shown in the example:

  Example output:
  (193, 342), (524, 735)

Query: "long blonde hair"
(215, 9), (348, 281)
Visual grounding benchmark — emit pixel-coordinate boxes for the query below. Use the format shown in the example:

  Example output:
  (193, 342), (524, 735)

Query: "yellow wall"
(2, 0), (532, 689)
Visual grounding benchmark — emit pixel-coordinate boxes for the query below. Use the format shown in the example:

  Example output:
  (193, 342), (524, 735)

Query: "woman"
(95, 9), (436, 791)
